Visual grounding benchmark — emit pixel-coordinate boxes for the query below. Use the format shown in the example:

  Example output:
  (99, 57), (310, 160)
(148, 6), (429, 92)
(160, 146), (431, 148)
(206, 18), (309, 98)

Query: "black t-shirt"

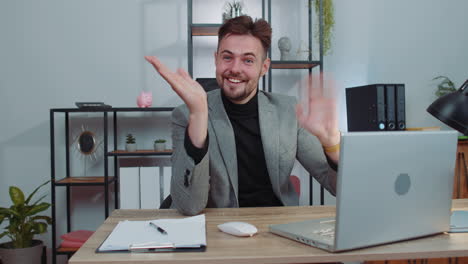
(185, 90), (283, 207)
(221, 91), (283, 207)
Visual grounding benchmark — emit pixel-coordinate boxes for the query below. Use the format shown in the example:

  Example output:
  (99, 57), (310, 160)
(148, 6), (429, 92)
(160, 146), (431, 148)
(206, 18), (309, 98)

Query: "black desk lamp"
(427, 79), (468, 135)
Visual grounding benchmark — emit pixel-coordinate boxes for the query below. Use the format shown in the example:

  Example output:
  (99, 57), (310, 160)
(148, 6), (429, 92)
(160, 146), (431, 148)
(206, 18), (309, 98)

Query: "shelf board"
(271, 61), (321, 69)
(191, 24), (221, 36)
(108, 149), (173, 156)
(55, 176), (116, 186)
(51, 107), (175, 113)
(56, 247), (79, 254)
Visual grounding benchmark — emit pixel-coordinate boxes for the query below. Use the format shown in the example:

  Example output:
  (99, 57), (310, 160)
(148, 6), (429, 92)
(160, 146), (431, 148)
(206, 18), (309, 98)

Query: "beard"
(218, 73), (262, 103)
(221, 84), (255, 102)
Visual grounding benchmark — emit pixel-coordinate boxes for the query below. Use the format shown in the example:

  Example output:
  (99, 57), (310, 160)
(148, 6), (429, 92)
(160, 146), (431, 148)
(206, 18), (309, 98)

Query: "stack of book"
(60, 230), (94, 248)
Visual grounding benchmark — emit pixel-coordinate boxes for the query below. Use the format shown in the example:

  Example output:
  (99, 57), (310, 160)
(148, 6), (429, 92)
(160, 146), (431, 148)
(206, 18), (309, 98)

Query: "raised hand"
(145, 56), (207, 115)
(145, 56), (208, 147)
(296, 73), (340, 160)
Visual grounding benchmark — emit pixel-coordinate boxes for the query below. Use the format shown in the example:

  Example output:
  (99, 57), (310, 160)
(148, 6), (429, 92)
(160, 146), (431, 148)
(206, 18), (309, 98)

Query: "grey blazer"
(170, 89), (337, 215)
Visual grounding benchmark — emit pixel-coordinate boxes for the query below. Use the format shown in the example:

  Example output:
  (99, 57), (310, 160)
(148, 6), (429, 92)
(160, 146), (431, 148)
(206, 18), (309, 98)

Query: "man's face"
(215, 34), (270, 104)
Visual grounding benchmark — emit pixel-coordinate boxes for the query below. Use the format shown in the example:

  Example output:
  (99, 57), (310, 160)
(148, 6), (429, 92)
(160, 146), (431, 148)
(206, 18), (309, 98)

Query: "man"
(145, 16), (340, 216)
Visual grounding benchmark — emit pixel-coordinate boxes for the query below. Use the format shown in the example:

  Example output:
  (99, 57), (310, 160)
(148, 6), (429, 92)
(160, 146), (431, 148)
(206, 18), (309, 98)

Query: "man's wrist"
(184, 128), (209, 164)
(323, 142), (340, 153)
(189, 111), (208, 126)
(188, 111), (208, 148)
(319, 130), (341, 152)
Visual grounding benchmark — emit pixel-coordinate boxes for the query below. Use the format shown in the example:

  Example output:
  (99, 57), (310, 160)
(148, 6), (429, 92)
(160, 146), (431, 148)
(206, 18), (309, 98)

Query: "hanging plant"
(432, 76), (457, 97)
(312, 0), (335, 56)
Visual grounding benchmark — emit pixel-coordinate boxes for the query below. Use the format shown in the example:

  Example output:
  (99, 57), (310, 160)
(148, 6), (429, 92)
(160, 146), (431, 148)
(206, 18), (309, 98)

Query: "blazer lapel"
(258, 92), (280, 195)
(208, 91), (239, 198)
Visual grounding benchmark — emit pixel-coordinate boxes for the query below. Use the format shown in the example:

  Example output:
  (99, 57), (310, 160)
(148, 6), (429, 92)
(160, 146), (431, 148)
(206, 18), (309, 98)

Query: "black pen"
(149, 222), (167, 235)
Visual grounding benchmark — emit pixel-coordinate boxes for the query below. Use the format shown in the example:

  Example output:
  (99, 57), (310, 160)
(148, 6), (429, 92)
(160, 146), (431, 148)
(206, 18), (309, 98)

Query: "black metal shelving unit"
(267, 0), (325, 205)
(50, 107), (174, 264)
(267, 0), (324, 91)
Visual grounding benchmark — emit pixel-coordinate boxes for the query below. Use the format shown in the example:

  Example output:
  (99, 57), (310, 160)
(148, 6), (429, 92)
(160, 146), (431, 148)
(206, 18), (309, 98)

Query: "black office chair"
(159, 195), (172, 209)
(196, 78), (219, 92)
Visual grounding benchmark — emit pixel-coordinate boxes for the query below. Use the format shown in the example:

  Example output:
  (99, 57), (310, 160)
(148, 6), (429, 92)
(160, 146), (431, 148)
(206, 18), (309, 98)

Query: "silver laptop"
(270, 130), (458, 252)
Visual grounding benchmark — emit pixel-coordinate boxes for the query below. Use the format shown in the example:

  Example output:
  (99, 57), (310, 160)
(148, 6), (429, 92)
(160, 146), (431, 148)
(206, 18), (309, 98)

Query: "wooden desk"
(69, 200), (468, 264)
(454, 140), (468, 198)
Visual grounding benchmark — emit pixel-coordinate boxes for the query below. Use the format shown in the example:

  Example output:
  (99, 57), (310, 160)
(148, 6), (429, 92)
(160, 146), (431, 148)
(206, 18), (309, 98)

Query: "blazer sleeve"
(296, 123), (337, 196)
(170, 106), (211, 215)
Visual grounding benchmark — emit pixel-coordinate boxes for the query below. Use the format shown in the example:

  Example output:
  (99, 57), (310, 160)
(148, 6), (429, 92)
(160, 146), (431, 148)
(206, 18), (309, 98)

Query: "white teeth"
(228, 78), (242, 83)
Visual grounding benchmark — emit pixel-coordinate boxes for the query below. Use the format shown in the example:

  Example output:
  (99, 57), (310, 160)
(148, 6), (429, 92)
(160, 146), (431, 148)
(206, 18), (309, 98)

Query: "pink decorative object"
(137, 91), (153, 108)
(60, 230), (94, 242)
(60, 229), (94, 249)
(60, 240), (85, 248)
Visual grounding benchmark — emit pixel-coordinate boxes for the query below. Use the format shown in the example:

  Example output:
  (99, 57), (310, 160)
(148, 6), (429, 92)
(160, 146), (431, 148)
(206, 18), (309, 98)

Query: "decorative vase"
(0, 240), (44, 264)
(154, 142), (166, 152)
(125, 143), (137, 152)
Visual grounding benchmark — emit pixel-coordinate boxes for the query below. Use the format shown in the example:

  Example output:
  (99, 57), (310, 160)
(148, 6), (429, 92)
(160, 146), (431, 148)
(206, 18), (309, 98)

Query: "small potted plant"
(222, 1), (244, 22)
(154, 139), (167, 152)
(0, 181), (51, 264)
(125, 133), (137, 152)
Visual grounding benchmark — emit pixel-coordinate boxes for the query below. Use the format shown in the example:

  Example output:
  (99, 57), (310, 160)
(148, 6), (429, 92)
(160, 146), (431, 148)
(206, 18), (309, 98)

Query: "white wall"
(329, 0), (468, 130)
(0, 1), (183, 263)
(1, 0), (467, 263)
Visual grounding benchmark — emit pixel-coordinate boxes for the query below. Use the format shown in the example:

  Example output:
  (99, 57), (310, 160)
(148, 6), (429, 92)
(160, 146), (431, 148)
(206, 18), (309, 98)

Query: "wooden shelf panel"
(271, 61), (321, 69)
(108, 149), (173, 156)
(51, 107), (174, 113)
(191, 24), (221, 36)
(56, 247), (79, 254)
(55, 176), (115, 185)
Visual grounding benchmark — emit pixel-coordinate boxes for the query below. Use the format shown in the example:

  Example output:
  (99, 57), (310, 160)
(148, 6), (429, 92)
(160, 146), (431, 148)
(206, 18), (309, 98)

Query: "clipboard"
(97, 242), (206, 253)
(96, 214), (207, 253)
(128, 243), (206, 253)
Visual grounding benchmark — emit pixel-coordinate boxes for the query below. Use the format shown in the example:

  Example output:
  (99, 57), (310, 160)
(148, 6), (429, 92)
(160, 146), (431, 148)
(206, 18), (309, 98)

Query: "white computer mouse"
(217, 221), (258, 237)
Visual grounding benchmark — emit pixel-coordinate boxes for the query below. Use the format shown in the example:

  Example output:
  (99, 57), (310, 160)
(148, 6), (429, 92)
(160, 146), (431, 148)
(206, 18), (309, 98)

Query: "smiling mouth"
(226, 77), (245, 84)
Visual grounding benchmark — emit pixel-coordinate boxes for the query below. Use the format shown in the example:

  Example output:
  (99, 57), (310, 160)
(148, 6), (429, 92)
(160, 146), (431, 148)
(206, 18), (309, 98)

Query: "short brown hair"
(218, 16), (272, 59)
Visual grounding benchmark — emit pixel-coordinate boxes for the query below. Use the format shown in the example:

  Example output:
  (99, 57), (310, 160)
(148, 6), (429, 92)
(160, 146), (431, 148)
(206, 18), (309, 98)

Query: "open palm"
(296, 73), (340, 147)
(145, 56), (207, 115)
(145, 56), (209, 147)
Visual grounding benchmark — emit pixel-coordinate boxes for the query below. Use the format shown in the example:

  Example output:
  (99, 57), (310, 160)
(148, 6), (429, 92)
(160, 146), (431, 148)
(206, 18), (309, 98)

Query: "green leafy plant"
(223, 1), (245, 21)
(229, 1), (242, 11)
(312, 0), (335, 56)
(0, 181), (51, 248)
(433, 76), (457, 97)
(154, 139), (166, 144)
(227, 1), (243, 14)
(126, 134), (136, 144)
